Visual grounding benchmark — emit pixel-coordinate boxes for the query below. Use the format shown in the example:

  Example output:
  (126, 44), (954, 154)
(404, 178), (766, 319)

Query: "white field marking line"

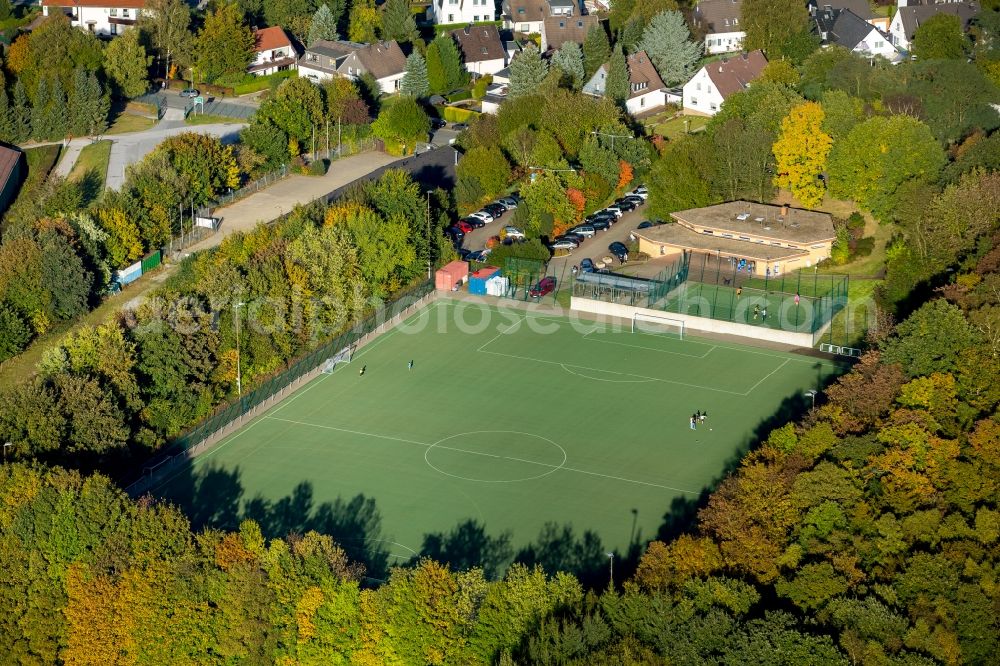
(581, 331), (715, 359)
(478, 348), (748, 396)
(559, 364), (656, 383)
(351, 304), (440, 362)
(149, 421), (266, 494)
(435, 300), (839, 367)
(742, 358), (791, 395)
(266, 416), (698, 493)
(475, 314), (526, 352)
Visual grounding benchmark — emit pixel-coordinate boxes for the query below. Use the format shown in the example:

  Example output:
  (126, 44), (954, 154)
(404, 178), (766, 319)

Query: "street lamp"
(606, 552), (614, 589)
(425, 190), (433, 280)
(234, 302), (246, 396)
(805, 389), (818, 409)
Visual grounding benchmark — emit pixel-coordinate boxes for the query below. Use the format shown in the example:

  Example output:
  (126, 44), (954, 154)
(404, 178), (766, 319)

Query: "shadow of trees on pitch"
(163, 462), (392, 582)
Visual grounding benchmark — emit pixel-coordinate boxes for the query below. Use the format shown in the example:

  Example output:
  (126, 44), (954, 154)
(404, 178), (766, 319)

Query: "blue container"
(468, 266), (500, 295)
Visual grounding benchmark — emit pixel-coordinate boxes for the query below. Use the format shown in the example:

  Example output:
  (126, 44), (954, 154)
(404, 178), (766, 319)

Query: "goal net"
(321, 345), (354, 374)
(632, 313), (685, 339)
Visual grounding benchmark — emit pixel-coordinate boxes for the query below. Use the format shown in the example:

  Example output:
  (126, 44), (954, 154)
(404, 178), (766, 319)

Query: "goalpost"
(321, 345), (354, 374)
(631, 312), (685, 340)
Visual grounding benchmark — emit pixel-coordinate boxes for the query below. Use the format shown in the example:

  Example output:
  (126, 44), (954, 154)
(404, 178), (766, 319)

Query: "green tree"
(426, 34), (465, 94)
(912, 13), (969, 60)
(0, 0), (11, 22)
(68, 68), (109, 137)
(308, 3), (339, 45)
(882, 299), (979, 377)
(263, 0), (312, 31)
(456, 146), (511, 207)
(370, 96), (430, 154)
(381, 0), (417, 43)
(0, 76), (13, 144)
(550, 41), (585, 90)
(196, 2), (254, 83)
(103, 27), (152, 98)
(509, 44), (549, 100)
(348, 0), (379, 43)
(827, 115), (946, 220)
(637, 10), (701, 86)
(0, 302), (31, 361)
(908, 60), (1000, 144)
(139, 0), (194, 77)
(11, 79), (30, 143)
(741, 0), (809, 56)
(605, 44), (629, 105)
(583, 24), (611, 79)
(258, 76), (325, 147)
(401, 52), (430, 98)
(19, 14), (103, 96)
(818, 89), (863, 140)
(647, 134), (717, 217)
(151, 132), (240, 204)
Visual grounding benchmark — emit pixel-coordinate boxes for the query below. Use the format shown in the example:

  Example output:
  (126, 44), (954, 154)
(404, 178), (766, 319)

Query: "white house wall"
(682, 68), (724, 115)
(704, 30), (745, 54)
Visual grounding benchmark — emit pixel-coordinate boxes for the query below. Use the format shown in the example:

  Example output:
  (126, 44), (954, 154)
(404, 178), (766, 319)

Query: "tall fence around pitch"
(123, 282), (438, 497)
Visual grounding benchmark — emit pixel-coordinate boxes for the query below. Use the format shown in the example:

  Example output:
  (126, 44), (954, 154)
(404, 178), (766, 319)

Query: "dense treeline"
(0, 168), (455, 469)
(3, 230), (998, 663)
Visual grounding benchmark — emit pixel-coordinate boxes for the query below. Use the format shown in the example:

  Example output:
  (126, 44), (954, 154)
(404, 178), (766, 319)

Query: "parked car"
(609, 241), (629, 262)
(430, 118), (446, 130)
(615, 199), (639, 213)
(529, 276), (557, 299)
(602, 206), (623, 218)
(500, 226), (525, 241)
(462, 217), (485, 229)
(580, 258), (595, 272)
(468, 210), (494, 224)
(631, 186), (648, 198)
(445, 227), (465, 247)
(482, 203), (506, 217)
(180, 88), (200, 98)
(456, 220), (474, 233)
(588, 218), (612, 231)
(621, 195), (644, 205)
(498, 196), (519, 208)
(637, 220), (655, 229)
(558, 233), (585, 245)
(467, 249), (491, 262)
(569, 225), (596, 238)
(550, 237), (579, 250)
(452, 122), (469, 131)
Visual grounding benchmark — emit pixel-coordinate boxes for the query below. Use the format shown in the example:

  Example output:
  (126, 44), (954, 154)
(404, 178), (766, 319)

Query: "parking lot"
(458, 198), (653, 271)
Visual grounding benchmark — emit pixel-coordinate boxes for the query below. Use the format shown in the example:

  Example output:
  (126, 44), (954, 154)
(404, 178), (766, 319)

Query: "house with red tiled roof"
(581, 50), (668, 116)
(682, 50), (767, 116)
(249, 27), (299, 76)
(41, 0), (147, 37)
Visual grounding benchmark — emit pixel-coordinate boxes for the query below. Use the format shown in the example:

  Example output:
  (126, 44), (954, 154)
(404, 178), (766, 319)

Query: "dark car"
(430, 118), (446, 130)
(467, 249), (491, 262)
(445, 227), (465, 247)
(580, 258), (595, 272)
(609, 241), (629, 262)
(615, 198), (639, 213)
(622, 194), (644, 204)
(559, 233), (586, 245)
(462, 217), (486, 229)
(587, 217), (613, 231)
(529, 276), (557, 299)
(482, 202), (506, 217)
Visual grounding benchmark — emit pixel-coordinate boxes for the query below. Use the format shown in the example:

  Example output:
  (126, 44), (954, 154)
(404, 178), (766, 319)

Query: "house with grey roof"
(298, 40), (407, 94)
(692, 0), (745, 54)
(888, 0), (979, 51)
(813, 7), (902, 61)
(298, 40), (368, 82)
(542, 14), (599, 51)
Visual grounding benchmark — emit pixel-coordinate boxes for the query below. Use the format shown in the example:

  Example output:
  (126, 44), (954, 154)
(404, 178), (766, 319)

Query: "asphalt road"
(323, 145), (460, 203)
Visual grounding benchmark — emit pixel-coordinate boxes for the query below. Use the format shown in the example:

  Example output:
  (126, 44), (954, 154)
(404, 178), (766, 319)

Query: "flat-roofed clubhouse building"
(635, 201), (836, 277)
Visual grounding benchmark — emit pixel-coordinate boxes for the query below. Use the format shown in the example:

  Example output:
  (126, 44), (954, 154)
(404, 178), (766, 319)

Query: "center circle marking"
(424, 430), (567, 483)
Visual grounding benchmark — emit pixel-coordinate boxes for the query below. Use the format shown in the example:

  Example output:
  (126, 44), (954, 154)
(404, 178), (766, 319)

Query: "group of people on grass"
(689, 411), (707, 430)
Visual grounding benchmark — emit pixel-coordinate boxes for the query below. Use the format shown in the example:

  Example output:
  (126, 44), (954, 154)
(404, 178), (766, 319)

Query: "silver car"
(569, 225), (596, 238)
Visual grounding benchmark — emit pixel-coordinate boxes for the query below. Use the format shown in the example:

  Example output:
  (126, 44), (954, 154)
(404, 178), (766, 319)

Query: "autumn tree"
(772, 102), (832, 207)
(348, 0), (379, 43)
(103, 27), (152, 98)
(196, 2), (254, 83)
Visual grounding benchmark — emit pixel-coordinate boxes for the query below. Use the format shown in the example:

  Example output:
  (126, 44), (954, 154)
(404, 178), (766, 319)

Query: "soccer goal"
(632, 312), (685, 339)
(819, 343), (862, 358)
(321, 345), (354, 374)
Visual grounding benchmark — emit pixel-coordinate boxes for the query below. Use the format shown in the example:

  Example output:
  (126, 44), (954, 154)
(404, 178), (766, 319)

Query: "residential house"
(504, 0), (577, 35)
(337, 41), (407, 94)
(807, 0), (889, 31)
(542, 14), (599, 51)
(888, 0), (979, 51)
(812, 7), (902, 61)
(298, 40), (365, 83)
(681, 49), (767, 116)
(249, 27), (299, 76)
(582, 50), (668, 115)
(451, 24), (508, 76)
(0, 144), (24, 216)
(634, 201), (836, 276)
(430, 0), (497, 26)
(692, 0), (745, 55)
(41, 0), (146, 36)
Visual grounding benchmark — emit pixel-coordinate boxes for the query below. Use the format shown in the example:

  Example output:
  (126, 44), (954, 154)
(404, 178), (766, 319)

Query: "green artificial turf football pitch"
(154, 299), (842, 576)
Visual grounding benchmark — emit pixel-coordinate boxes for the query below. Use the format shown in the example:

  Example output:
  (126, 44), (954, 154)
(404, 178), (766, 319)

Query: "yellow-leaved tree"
(772, 101), (832, 208)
